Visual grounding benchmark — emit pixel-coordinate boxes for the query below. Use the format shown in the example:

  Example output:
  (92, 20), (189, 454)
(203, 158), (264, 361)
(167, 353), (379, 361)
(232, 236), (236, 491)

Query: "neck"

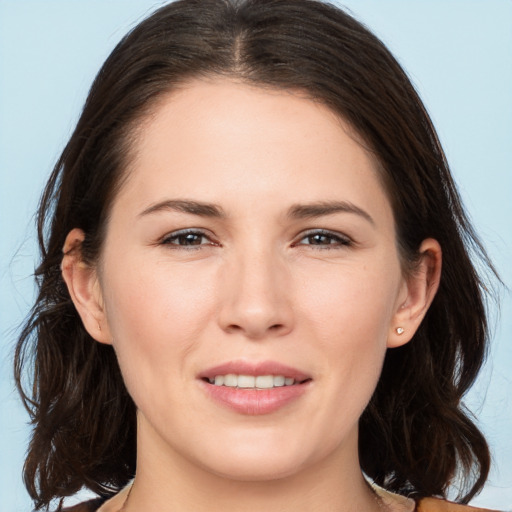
(121, 420), (383, 512)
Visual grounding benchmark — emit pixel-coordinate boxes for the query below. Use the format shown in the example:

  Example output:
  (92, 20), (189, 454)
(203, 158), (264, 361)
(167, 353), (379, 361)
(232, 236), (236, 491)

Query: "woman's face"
(84, 80), (416, 480)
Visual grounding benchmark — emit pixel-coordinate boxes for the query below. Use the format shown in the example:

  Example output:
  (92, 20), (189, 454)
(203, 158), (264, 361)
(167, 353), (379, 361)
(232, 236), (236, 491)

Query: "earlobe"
(388, 238), (442, 348)
(61, 228), (112, 345)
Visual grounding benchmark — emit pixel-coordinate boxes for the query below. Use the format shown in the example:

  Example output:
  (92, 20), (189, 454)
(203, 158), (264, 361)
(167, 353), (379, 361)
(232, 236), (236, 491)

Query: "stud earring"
(396, 327), (404, 335)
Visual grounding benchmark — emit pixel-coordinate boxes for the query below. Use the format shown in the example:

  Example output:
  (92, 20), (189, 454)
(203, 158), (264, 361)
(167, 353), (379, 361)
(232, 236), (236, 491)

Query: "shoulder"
(417, 497), (502, 512)
(62, 498), (106, 512)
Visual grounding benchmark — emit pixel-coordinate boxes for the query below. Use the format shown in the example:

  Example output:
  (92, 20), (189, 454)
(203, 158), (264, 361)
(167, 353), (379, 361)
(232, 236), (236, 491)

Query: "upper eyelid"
(295, 228), (352, 242)
(160, 228), (216, 244)
(157, 227), (352, 246)
(162, 228), (207, 235)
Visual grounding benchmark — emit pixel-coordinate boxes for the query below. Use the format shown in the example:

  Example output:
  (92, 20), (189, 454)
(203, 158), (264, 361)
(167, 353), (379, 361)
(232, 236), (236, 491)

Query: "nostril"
(226, 324), (243, 333)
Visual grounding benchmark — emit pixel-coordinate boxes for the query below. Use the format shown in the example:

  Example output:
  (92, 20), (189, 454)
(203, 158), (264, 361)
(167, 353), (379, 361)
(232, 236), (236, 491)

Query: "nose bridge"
(219, 242), (293, 338)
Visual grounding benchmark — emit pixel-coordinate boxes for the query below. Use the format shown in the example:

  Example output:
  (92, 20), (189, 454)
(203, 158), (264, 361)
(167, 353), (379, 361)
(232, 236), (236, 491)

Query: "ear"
(61, 228), (112, 345)
(387, 238), (442, 348)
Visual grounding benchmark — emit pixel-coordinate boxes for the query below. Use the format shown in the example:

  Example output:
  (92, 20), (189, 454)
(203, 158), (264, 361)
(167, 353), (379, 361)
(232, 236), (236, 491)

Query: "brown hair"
(15, 0), (496, 509)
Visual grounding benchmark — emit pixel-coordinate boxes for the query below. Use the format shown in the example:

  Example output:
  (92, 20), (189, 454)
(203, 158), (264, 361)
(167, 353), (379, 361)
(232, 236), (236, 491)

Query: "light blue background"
(1, 1), (511, 510)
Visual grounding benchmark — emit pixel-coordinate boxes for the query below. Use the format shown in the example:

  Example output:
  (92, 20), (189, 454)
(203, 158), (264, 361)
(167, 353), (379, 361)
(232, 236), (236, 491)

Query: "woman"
(14, 0), (501, 510)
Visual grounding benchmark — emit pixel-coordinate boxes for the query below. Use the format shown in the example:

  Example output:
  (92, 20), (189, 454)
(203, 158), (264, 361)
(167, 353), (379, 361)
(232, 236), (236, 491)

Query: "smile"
(199, 361), (312, 415)
(208, 374), (296, 388)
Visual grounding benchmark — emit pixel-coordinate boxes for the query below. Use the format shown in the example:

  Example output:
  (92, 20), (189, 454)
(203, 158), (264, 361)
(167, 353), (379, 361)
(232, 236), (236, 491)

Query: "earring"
(396, 327), (404, 335)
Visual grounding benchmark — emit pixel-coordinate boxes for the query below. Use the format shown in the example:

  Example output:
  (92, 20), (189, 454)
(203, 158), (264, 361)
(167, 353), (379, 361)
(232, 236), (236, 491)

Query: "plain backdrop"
(1, 1), (511, 510)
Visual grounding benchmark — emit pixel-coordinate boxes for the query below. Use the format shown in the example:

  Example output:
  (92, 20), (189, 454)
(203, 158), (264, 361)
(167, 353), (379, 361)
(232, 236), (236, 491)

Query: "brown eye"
(161, 230), (210, 247)
(297, 230), (351, 248)
(306, 234), (334, 245)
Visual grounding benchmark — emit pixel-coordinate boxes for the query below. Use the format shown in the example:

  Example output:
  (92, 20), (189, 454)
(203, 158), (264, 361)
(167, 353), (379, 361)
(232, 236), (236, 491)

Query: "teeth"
(255, 375), (273, 388)
(238, 375), (255, 388)
(273, 375), (285, 387)
(209, 374), (297, 388)
(224, 374), (237, 387)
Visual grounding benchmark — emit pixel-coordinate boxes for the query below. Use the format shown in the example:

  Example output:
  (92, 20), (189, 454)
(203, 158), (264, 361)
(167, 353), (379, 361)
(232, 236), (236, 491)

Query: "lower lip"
(200, 381), (310, 415)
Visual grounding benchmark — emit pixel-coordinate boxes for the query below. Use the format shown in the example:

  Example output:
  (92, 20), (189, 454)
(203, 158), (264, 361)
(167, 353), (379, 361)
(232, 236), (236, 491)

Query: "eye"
(295, 229), (352, 249)
(160, 229), (215, 248)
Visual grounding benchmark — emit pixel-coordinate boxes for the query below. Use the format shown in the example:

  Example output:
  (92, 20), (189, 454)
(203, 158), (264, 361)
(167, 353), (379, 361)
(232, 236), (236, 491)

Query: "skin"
(62, 79), (441, 512)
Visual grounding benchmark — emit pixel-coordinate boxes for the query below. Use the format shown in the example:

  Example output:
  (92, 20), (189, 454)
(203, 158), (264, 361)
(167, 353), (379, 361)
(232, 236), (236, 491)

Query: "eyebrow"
(138, 198), (374, 225)
(138, 199), (226, 218)
(287, 201), (375, 225)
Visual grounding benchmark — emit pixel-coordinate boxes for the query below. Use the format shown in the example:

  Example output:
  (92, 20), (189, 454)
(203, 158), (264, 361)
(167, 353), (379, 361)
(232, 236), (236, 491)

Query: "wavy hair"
(15, 0), (496, 509)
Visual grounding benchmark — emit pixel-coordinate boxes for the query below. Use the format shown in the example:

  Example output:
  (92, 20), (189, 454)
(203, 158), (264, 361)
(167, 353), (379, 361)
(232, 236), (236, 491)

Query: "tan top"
(96, 484), (130, 512)
(372, 484), (416, 511)
(64, 483), (500, 511)
(372, 485), (498, 512)
(417, 497), (499, 512)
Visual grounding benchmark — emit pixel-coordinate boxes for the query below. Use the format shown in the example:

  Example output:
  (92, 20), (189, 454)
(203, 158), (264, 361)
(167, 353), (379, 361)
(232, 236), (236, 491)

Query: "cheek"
(298, 259), (400, 346)
(299, 258), (400, 399)
(100, 255), (217, 393)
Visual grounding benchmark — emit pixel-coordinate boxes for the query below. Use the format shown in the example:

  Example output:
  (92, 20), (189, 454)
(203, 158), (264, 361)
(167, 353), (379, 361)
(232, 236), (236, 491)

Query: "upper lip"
(198, 360), (311, 382)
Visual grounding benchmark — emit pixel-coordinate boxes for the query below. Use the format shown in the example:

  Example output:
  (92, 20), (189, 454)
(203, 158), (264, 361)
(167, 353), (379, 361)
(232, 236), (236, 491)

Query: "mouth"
(204, 374), (304, 388)
(198, 361), (312, 415)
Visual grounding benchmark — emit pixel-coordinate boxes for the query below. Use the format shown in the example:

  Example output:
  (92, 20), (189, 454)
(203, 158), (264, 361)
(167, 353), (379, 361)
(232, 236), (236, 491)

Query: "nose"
(217, 248), (294, 340)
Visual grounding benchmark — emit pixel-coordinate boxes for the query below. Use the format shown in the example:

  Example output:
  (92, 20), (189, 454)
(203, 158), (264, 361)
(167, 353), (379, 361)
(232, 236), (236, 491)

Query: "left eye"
(296, 230), (351, 248)
(161, 230), (211, 247)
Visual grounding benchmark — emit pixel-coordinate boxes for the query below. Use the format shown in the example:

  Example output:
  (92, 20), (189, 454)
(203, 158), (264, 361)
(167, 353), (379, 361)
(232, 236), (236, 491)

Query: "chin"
(188, 432), (319, 482)
(203, 455), (308, 482)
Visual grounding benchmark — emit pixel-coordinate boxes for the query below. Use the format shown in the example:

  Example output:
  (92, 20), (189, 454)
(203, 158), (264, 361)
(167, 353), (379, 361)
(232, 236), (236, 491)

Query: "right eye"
(160, 229), (214, 248)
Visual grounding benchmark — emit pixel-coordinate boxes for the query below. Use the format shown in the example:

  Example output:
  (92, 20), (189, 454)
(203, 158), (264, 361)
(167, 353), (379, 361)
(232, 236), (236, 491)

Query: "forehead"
(118, 78), (391, 222)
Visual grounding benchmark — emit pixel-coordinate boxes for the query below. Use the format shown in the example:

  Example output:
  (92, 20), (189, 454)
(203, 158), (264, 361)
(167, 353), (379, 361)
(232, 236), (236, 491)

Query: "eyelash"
(160, 229), (216, 249)
(159, 229), (352, 250)
(294, 229), (352, 250)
